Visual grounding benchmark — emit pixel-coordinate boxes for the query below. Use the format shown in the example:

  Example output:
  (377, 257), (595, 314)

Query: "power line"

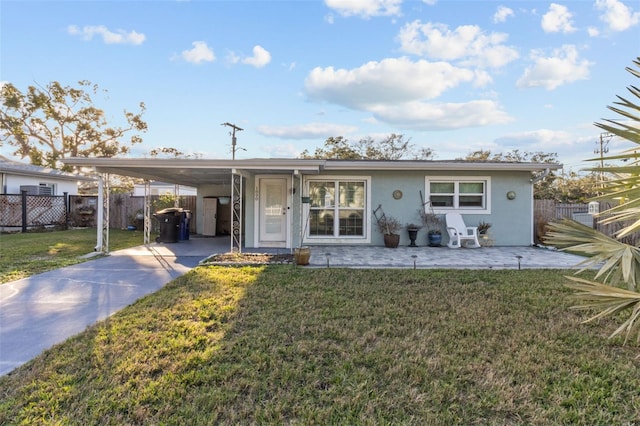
(221, 122), (245, 160)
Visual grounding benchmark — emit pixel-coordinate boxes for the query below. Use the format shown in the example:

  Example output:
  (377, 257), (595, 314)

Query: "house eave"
(323, 160), (563, 172)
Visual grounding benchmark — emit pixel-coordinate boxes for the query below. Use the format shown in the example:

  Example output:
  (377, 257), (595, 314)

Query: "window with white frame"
(306, 178), (369, 239)
(426, 177), (490, 213)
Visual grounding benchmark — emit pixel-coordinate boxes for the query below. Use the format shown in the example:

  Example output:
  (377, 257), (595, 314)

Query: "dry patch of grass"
(1, 267), (639, 425)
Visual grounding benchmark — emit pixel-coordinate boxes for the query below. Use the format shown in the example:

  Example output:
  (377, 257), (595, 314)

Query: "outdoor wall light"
(219, 196), (231, 205)
(506, 191), (516, 200)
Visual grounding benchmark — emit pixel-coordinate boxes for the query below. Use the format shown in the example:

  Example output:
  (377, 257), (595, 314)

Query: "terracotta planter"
(383, 233), (400, 248)
(294, 247), (311, 265)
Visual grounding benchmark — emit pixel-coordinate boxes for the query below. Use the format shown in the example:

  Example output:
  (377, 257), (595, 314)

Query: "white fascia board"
(63, 157), (324, 171)
(323, 160), (562, 172)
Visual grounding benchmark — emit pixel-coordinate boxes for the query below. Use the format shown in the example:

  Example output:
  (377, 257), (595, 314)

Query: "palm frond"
(545, 219), (640, 290)
(565, 276), (640, 343)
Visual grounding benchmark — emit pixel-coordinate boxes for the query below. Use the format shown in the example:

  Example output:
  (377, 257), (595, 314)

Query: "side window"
(426, 177), (490, 213)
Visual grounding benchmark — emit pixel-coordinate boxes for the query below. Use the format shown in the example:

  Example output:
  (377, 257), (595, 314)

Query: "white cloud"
(303, 57), (510, 131)
(541, 3), (577, 33)
(397, 21), (519, 68)
(257, 122), (358, 139)
(595, 0), (640, 32)
(516, 45), (592, 90)
(492, 128), (593, 167)
(493, 6), (514, 23)
(305, 57), (483, 109)
(67, 25), (145, 45)
(587, 26), (600, 37)
(370, 100), (513, 130)
(496, 129), (574, 148)
(226, 51), (241, 64)
(180, 41), (215, 64)
(324, 0), (402, 18)
(261, 143), (301, 157)
(422, 0), (437, 5)
(242, 45), (271, 68)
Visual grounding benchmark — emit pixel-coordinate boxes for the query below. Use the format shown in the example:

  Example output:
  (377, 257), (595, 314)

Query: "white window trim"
(425, 176), (491, 215)
(303, 175), (371, 244)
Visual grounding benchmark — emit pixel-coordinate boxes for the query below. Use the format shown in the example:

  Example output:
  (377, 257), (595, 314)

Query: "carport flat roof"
(62, 157), (562, 188)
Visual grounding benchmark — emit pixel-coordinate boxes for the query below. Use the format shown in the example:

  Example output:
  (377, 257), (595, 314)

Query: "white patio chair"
(445, 213), (481, 249)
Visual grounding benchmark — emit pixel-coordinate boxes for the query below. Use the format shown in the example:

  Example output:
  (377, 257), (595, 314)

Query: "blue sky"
(1, 0), (639, 171)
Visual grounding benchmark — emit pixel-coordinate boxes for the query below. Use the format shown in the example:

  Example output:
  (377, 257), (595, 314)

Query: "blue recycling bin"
(179, 210), (191, 241)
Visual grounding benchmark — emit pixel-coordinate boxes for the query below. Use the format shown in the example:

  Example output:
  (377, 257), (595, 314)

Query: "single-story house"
(63, 157), (561, 251)
(0, 155), (92, 195)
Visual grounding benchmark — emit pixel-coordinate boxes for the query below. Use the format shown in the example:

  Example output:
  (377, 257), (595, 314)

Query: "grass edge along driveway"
(0, 228), (147, 284)
(1, 266), (639, 425)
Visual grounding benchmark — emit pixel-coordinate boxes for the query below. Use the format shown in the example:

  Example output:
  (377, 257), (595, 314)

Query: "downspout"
(95, 174), (104, 252)
(530, 168), (551, 245)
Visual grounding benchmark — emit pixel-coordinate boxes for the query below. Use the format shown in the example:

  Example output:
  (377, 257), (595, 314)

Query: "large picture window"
(426, 177), (490, 214)
(307, 178), (368, 239)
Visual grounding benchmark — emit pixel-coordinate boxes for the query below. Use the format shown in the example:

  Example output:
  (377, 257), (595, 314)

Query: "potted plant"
(406, 223), (422, 247)
(477, 221), (491, 235)
(420, 208), (443, 247)
(375, 214), (402, 248)
(478, 220), (492, 246)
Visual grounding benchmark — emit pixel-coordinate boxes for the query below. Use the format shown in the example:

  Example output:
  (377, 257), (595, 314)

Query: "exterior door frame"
(254, 175), (291, 248)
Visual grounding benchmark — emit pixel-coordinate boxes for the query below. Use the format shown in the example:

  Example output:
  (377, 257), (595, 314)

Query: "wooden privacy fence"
(69, 194), (197, 232)
(534, 199), (640, 246)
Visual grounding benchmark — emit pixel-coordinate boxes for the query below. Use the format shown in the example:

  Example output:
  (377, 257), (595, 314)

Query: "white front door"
(259, 177), (288, 246)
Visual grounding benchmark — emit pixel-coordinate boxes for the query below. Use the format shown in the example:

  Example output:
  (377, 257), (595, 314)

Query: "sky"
(1, 0), (639, 171)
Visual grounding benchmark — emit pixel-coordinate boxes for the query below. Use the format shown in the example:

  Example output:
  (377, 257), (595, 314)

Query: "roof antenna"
(221, 122), (245, 160)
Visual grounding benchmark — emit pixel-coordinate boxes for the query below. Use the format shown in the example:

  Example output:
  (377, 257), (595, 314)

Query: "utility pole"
(221, 122), (244, 160)
(594, 132), (613, 192)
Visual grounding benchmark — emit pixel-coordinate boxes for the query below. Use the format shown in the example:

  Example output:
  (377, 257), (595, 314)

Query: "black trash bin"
(179, 210), (191, 241)
(153, 208), (182, 243)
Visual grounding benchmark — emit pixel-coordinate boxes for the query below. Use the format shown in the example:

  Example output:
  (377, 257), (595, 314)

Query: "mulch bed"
(201, 252), (294, 266)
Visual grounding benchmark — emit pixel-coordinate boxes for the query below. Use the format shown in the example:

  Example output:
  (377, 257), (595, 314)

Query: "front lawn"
(0, 267), (638, 424)
(0, 228), (148, 283)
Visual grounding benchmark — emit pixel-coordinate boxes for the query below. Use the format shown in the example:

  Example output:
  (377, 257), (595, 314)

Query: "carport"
(63, 158), (324, 253)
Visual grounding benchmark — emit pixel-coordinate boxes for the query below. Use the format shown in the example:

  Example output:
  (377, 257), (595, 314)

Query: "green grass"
(0, 228), (148, 283)
(1, 267), (638, 425)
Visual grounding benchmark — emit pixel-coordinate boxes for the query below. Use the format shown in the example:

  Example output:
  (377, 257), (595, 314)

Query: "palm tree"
(545, 57), (640, 343)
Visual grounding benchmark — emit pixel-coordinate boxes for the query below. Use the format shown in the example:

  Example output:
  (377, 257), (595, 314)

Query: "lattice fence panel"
(0, 194), (67, 229)
(26, 195), (66, 227)
(0, 195), (23, 226)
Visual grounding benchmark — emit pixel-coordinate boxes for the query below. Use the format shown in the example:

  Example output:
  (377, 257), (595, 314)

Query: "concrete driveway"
(0, 243), (208, 377)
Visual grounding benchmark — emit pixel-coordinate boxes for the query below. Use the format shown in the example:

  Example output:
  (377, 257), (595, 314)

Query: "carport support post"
(94, 175), (108, 253)
(143, 180), (151, 245)
(231, 171), (242, 253)
(95, 174), (110, 253)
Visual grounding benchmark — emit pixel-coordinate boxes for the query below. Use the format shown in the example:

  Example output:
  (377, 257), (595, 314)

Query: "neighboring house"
(132, 181), (197, 196)
(0, 155), (92, 195)
(63, 157), (562, 248)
